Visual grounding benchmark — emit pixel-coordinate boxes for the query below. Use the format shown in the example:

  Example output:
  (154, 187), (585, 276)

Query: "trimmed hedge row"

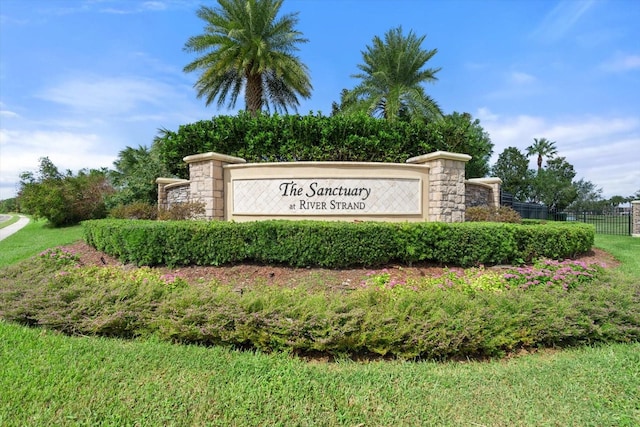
(83, 220), (595, 268)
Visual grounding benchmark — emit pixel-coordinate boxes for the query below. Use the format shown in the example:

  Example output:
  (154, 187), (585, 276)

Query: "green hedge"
(154, 112), (492, 180)
(83, 220), (595, 268)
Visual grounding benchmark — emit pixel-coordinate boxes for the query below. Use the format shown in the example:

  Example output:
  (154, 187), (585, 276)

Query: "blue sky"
(1, 0), (639, 200)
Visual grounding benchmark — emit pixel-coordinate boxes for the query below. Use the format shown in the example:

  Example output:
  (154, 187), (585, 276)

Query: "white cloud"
(600, 54), (640, 72)
(0, 110), (20, 119)
(478, 108), (640, 199)
(38, 76), (178, 115)
(0, 129), (117, 199)
(530, 0), (596, 42)
(510, 71), (536, 85)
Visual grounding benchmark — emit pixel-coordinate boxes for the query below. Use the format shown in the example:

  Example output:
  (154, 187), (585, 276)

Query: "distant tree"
(428, 112), (493, 178)
(567, 178), (603, 212)
(183, 0), (312, 115)
(18, 157), (112, 226)
(631, 189), (640, 201)
(0, 197), (18, 213)
(107, 144), (170, 208)
(491, 147), (533, 201)
(604, 195), (630, 214)
(330, 88), (352, 116)
(530, 156), (576, 212)
(526, 137), (557, 172)
(343, 26), (442, 122)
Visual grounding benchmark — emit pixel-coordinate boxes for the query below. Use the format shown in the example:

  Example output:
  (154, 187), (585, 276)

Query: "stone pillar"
(406, 151), (471, 222)
(156, 178), (189, 210)
(183, 152), (246, 220)
(632, 200), (640, 238)
(466, 177), (502, 208)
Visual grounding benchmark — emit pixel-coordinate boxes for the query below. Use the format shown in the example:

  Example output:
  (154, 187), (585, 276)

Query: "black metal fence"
(548, 211), (632, 236)
(500, 192), (549, 220)
(500, 191), (632, 236)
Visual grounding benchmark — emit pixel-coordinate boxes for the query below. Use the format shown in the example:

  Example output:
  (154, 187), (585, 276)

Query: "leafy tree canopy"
(567, 178), (603, 212)
(18, 157), (113, 226)
(491, 147), (533, 201)
(529, 156), (577, 212)
(107, 144), (170, 208)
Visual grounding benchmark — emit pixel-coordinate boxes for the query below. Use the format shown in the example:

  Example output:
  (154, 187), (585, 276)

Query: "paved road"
(0, 215), (30, 241)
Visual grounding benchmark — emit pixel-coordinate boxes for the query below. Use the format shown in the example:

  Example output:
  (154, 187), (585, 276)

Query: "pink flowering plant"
(39, 247), (81, 268)
(502, 259), (605, 291)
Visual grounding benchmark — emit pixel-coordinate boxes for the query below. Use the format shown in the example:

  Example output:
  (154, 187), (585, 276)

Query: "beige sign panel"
(233, 178), (421, 215)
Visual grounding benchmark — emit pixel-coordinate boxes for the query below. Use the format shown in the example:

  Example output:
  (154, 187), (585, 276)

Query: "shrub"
(18, 158), (113, 227)
(109, 202), (158, 220)
(1, 255), (637, 360)
(466, 205), (522, 223)
(155, 112), (492, 180)
(157, 202), (205, 220)
(82, 219), (594, 268)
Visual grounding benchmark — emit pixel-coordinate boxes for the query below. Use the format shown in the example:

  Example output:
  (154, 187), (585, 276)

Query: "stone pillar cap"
(156, 177), (189, 184)
(184, 152), (246, 164)
(406, 151), (472, 164)
(467, 177), (502, 184)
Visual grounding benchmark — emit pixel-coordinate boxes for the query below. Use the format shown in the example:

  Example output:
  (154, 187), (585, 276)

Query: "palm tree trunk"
(245, 71), (263, 115)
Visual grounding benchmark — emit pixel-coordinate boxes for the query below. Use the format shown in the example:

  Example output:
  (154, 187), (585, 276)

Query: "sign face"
(232, 178), (421, 215)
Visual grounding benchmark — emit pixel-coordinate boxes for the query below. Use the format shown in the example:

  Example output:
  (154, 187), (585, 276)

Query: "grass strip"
(0, 219), (83, 268)
(0, 226), (638, 426)
(1, 321), (638, 427)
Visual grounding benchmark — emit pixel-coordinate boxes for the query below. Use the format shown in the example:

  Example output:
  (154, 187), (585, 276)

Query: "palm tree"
(183, 0), (312, 115)
(526, 137), (557, 171)
(344, 26), (442, 122)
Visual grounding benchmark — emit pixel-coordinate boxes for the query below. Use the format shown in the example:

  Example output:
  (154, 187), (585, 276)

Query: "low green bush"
(465, 205), (522, 223)
(83, 219), (595, 268)
(157, 202), (205, 221)
(109, 202), (158, 220)
(0, 255), (636, 360)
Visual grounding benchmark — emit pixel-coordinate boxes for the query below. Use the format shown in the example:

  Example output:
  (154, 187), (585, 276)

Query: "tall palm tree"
(344, 26), (442, 122)
(183, 0), (312, 115)
(526, 137), (557, 171)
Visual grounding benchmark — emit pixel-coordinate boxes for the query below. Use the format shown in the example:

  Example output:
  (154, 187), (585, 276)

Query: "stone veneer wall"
(157, 178), (189, 210)
(632, 200), (640, 237)
(166, 184), (190, 205)
(406, 152), (471, 222)
(465, 183), (491, 207)
(465, 178), (502, 209)
(183, 152), (246, 219)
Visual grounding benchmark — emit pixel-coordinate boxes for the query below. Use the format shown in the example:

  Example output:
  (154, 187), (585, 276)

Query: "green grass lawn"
(0, 219), (83, 268)
(0, 221), (638, 426)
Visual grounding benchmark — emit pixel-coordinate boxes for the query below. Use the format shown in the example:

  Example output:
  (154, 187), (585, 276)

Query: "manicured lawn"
(0, 221), (638, 426)
(1, 321), (638, 426)
(0, 219), (83, 268)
